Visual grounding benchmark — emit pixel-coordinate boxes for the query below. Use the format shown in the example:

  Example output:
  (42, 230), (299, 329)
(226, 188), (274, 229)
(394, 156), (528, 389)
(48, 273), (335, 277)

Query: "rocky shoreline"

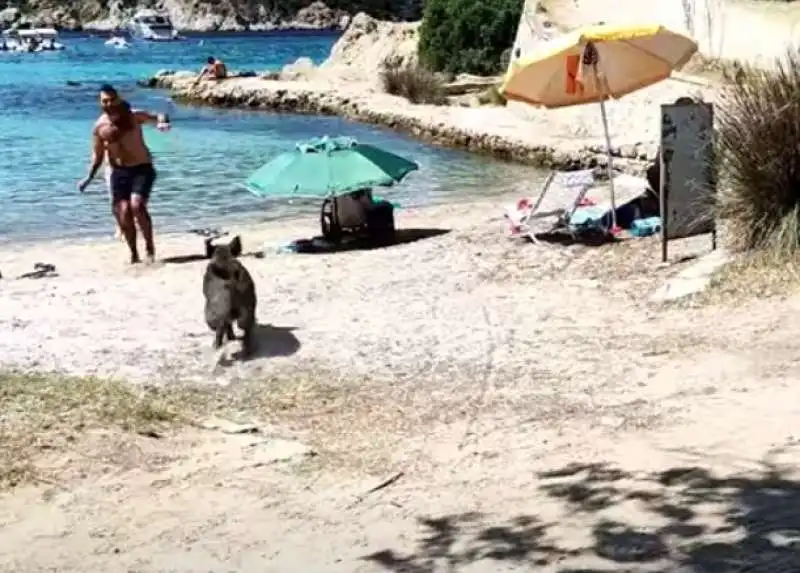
(145, 69), (716, 172)
(146, 71), (563, 166)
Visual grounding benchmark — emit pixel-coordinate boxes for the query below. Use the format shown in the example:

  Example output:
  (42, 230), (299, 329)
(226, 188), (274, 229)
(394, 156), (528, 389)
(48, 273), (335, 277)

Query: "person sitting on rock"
(194, 56), (227, 85)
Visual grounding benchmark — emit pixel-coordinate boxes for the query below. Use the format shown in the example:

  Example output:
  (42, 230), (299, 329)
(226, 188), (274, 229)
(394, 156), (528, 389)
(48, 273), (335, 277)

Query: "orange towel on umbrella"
(565, 54), (582, 95)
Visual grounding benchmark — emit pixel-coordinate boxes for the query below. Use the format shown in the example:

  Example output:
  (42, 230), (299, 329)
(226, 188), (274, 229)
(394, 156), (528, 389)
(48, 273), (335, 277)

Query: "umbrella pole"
(599, 99), (617, 231)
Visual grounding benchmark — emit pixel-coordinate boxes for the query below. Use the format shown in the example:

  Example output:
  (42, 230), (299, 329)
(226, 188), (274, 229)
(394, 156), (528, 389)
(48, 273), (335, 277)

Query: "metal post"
(599, 99), (617, 232)
(708, 102), (718, 253)
(659, 144), (668, 263)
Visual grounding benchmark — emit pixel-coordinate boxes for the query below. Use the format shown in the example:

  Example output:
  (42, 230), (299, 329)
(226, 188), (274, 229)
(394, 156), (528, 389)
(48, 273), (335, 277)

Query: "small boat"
(128, 9), (181, 42)
(105, 36), (129, 49)
(2, 28), (65, 52)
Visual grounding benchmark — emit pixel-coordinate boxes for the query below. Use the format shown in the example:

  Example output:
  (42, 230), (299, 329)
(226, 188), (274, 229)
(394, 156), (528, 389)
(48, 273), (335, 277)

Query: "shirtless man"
(194, 56), (227, 85)
(78, 84), (170, 264)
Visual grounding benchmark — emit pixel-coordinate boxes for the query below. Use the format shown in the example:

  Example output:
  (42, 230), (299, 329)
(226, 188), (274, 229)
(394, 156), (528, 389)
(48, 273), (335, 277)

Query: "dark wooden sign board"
(659, 100), (718, 263)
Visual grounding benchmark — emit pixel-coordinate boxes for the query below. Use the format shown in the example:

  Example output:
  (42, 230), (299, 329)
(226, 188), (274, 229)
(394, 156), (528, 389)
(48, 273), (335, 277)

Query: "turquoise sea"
(0, 31), (543, 243)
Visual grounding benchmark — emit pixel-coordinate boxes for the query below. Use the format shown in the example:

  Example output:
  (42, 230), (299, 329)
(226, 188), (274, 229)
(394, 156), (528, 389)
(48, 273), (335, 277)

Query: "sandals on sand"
(17, 262), (57, 280)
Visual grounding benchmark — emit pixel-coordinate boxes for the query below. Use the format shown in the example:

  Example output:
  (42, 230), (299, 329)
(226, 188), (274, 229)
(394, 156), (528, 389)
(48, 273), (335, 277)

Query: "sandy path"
(2, 195), (800, 571)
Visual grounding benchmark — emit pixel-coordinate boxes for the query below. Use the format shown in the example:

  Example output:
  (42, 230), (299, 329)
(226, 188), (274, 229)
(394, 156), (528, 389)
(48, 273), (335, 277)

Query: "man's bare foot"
(130, 251), (141, 264)
(145, 253), (156, 264)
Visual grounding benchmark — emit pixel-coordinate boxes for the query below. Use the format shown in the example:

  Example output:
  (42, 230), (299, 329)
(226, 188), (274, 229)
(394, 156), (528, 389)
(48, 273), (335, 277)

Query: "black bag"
(365, 201), (395, 244)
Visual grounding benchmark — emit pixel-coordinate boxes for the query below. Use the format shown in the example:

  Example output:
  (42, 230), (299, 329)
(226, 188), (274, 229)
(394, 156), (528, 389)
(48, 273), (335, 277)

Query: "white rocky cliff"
(1, 0), (419, 31)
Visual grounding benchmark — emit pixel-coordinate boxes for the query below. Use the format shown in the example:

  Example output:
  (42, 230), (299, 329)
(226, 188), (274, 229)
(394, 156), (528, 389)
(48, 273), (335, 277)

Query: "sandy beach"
(3, 192), (800, 571)
(0, 191), (719, 388)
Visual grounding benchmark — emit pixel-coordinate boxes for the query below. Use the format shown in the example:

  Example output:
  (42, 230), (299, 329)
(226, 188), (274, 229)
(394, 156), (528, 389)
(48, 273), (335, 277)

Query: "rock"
(637, 143), (659, 161)
(200, 417), (261, 434)
(140, 70), (190, 87)
(619, 144), (637, 159)
(650, 249), (732, 302)
(280, 57), (318, 81)
(0, 7), (18, 25)
(262, 12), (424, 84)
(246, 438), (317, 466)
(442, 75), (501, 96)
(291, 1), (348, 30)
(320, 13), (420, 85)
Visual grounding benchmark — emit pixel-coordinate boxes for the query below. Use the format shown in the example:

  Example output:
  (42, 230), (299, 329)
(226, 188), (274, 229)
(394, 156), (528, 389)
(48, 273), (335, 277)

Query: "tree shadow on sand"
(365, 513), (568, 572)
(363, 451), (800, 572)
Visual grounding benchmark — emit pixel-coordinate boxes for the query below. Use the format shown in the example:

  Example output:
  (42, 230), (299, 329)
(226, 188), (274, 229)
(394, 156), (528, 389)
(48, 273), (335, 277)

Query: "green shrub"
(418, 0), (522, 76)
(717, 49), (800, 255)
(379, 61), (448, 105)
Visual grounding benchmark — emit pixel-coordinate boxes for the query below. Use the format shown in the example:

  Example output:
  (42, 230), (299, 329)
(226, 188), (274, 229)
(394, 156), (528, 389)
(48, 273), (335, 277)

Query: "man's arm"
(78, 131), (104, 191)
(193, 67), (208, 85)
(133, 110), (168, 125)
(86, 131), (104, 180)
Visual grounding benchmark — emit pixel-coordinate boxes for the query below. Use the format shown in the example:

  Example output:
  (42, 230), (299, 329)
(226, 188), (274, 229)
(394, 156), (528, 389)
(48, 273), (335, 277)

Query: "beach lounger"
(506, 170), (656, 243)
(505, 168), (597, 242)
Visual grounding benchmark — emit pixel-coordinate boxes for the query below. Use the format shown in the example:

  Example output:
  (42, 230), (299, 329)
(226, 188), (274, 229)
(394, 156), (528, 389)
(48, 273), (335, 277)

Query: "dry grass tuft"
(716, 49), (800, 256)
(687, 252), (800, 306)
(0, 368), (394, 488)
(668, 251), (800, 308)
(0, 372), (189, 489)
(379, 60), (448, 105)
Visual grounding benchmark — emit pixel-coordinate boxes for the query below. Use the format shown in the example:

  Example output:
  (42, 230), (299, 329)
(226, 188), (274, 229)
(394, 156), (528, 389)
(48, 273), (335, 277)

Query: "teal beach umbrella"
(245, 136), (419, 199)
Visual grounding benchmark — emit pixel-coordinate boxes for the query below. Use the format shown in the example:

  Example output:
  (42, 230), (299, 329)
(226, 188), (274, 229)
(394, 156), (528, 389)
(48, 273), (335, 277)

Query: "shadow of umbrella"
(282, 227), (451, 255)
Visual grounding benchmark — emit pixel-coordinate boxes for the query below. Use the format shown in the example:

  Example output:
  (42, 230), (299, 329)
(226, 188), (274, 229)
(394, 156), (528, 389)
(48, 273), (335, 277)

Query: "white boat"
(1, 28), (65, 52)
(105, 36), (129, 49)
(127, 10), (181, 42)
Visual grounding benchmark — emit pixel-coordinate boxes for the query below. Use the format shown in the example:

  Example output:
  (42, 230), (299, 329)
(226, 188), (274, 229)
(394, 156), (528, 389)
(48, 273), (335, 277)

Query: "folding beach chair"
(505, 168), (597, 242)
